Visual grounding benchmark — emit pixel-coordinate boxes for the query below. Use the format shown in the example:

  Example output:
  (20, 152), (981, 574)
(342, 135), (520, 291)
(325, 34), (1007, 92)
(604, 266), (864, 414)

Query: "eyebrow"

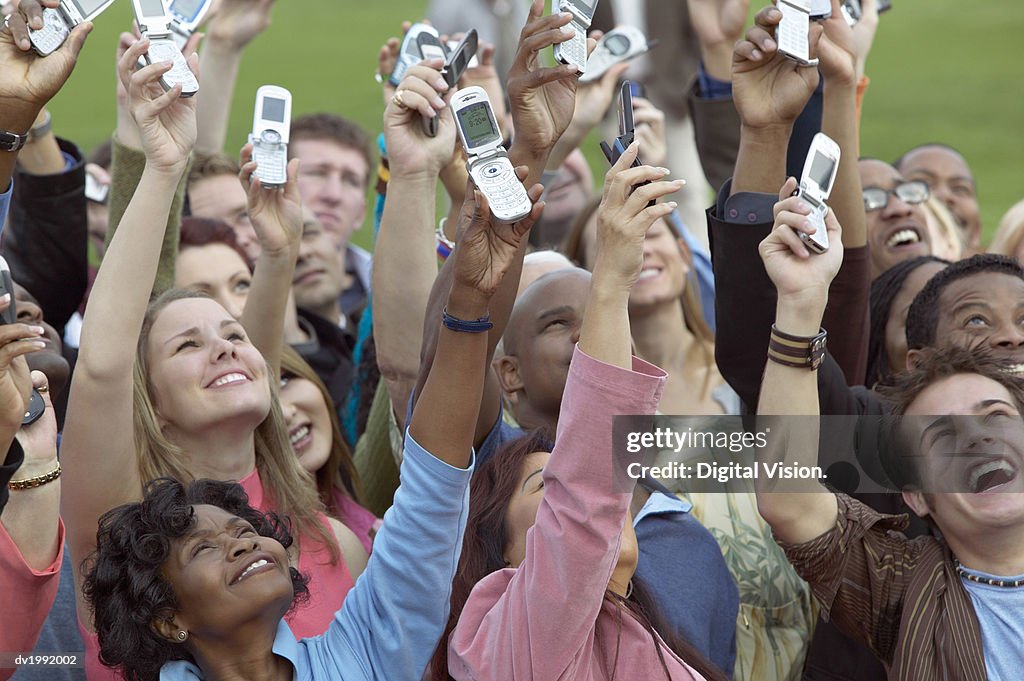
(919, 400), (1018, 449)
(521, 468), (545, 491)
(164, 320), (243, 346)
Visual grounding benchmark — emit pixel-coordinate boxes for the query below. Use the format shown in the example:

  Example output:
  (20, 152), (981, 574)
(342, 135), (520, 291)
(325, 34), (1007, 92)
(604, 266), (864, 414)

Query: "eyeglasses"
(862, 181), (930, 212)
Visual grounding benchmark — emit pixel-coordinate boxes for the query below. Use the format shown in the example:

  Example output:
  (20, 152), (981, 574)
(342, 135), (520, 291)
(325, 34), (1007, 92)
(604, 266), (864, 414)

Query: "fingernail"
(434, 78), (448, 90)
(30, 326), (45, 335)
(31, 341), (47, 349)
(560, 26), (574, 36)
(0, 293), (9, 303)
(751, 48), (763, 60)
(561, 12), (573, 19)
(433, 96), (446, 108)
(657, 167), (670, 175)
(763, 38), (776, 50)
(667, 201), (678, 209)
(798, 201), (809, 212)
(674, 179), (687, 186)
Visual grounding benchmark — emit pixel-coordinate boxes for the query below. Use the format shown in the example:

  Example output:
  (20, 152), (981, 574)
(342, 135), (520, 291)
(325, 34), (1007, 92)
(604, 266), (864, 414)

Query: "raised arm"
(237, 147), (302, 378)
(449, 146), (677, 680)
(194, 0), (276, 155)
(373, 59), (456, 425)
(61, 39), (198, 575)
(755, 179), (841, 543)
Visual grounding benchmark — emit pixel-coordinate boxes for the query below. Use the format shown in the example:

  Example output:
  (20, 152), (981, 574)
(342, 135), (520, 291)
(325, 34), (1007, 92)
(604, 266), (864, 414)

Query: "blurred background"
(48, 0), (1024, 251)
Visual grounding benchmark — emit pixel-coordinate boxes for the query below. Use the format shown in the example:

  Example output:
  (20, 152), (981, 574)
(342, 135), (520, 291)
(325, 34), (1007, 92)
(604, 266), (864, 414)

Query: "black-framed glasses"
(863, 180), (930, 212)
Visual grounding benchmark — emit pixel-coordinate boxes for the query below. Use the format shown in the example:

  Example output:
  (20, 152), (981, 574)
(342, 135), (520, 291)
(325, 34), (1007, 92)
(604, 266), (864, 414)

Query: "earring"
(176, 630), (188, 642)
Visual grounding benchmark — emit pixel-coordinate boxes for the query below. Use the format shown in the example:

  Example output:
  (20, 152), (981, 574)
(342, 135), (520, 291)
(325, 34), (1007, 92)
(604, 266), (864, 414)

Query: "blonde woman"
(988, 198), (1024, 263)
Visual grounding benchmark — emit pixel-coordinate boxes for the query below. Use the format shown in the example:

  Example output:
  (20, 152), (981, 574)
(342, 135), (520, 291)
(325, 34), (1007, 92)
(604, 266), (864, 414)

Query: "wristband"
(767, 325), (827, 370)
(442, 307), (493, 333)
(8, 461), (62, 490)
(0, 128), (29, 153)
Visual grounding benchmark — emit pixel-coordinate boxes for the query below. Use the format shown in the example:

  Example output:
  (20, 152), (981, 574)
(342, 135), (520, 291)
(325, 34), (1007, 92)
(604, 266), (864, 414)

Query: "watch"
(0, 128), (29, 153)
(768, 325), (828, 370)
(28, 110), (52, 142)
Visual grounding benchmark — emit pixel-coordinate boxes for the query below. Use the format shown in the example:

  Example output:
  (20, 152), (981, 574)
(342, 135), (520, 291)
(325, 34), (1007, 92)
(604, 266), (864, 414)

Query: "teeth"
(212, 373), (247, 388)
(887, 229), (920, 248)
(1003, 364), (1024, 376)
(238, 559), (268, 582)
(637, 269), (660, 280)
(969, 460), (1015, 493)
(289, 425), (310, 446)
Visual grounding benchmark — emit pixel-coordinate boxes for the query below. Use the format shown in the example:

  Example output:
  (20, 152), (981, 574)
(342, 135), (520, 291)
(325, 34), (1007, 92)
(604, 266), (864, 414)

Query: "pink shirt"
(0, 519), (64, 681)
(332, 489), (382, 555)
(448, 347), (705, 681)
(82, 468), (354, 679)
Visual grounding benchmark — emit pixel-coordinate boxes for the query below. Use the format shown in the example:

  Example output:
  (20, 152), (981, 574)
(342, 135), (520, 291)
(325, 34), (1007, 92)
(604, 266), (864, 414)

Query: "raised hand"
(0, 0), (91, 132)
(449, 169), (544, 303)
(732, 5), (822, 130)
(204, 0), (276, 50)
(688, 0), (751, 48)
(384, 59), (457, 180)
(592, 142), (684, 292)
(238, 145), (302, 257)
(759, 177), (843, 307)
(506, 0), (592, 174)
(0, 295), (44, 436)
(14, 370), (57, 472)
(817, 0), (858, 85)
(117, 38), (198, 175)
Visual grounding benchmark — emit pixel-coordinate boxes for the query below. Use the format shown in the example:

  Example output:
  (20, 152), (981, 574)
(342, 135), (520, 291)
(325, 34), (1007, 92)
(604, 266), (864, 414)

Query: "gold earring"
(177, 630), (188, 642)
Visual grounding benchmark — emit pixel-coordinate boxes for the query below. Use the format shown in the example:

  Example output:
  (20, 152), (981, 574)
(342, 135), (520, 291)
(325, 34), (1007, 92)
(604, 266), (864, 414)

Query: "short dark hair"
(290, 113), (373, 187)
(188, 152), (241, 188)
(179, 217), (252, 268)
(866, 256), (949, 387)
(876, 346), (1024, 488)
(83, 478), (309, 681)
(905, 254), (1024, 351)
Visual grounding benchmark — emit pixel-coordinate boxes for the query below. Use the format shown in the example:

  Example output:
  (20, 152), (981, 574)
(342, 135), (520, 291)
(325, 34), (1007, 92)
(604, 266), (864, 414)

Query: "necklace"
(955, 560), (1024, 588)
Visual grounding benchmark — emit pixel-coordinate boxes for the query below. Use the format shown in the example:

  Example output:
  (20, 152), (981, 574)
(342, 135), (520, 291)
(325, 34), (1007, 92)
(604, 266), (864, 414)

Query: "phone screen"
(262, 97), (287, 123)
(809, 153), (836, 189)
(605, 34), (629, 56)
(170, 0), (206, 20)
(574, 0), (597, 16)
(137, 0), (167, 19)
(73, 0), (111, 18)
(458, 102), (500, 148)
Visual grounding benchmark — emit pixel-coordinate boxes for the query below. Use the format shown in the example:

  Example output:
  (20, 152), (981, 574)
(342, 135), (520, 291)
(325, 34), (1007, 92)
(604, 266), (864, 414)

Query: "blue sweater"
(160, 433), (473, 681)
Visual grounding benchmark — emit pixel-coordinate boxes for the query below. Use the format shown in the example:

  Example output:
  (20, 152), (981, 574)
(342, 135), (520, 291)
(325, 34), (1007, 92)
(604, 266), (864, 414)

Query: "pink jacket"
(448, 347), (705, 681)
(0, 519), (64, 681)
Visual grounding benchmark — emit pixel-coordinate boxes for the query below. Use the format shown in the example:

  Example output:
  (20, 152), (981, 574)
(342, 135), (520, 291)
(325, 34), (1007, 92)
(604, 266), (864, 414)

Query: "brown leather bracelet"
(768, 325), (827, 370)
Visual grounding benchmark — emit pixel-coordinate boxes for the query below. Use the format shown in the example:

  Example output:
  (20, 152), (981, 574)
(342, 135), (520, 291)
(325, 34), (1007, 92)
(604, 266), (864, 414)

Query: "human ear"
(905, 348), (922, 371)
(902, 489), (931, 519)
(493, 355), (525, 396)
(151, 613), (188, 645)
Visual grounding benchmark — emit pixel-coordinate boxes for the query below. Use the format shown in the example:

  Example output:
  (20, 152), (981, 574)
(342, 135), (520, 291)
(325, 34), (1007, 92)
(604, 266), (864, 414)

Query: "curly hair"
(904, 254), (1024, 351)
(83, 477), (309, 681)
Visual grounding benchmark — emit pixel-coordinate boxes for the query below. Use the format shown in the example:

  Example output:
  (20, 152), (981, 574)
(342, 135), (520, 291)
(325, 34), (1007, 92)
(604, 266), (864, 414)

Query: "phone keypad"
(472, 160), (531, 222)
(559, 22), (588, 69)
(146, 40), (199, 96)
(252, 142), (288, 187)
(777, 3), (811, 62)
(29, 9), (69, 56)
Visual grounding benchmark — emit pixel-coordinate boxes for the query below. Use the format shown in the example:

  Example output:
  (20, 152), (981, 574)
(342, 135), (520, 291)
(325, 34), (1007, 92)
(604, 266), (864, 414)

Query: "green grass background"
(48, 0), (1023, 250)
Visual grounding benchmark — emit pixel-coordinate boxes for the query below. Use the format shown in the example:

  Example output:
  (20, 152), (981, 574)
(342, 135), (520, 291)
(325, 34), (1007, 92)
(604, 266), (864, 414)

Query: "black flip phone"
(599, 81), (654, 207)
(422, 29), (480, 137)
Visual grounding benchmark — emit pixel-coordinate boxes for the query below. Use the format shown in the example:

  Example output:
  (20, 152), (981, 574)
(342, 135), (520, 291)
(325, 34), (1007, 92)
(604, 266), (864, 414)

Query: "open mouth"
(637, 267), (661, 282)
(1002, 363), (1024, 377)
(232, 556), (275, 585)
(966, 457), (1018, 493)
(886, 227), (923, 249)
(289, 423), (312, 451)
(205, 372), (251, 389)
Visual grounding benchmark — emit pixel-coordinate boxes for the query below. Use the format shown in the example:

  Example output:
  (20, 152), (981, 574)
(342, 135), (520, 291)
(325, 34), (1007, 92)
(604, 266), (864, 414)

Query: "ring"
(37, 384), (48, 394)
(391, 90), (410, 111)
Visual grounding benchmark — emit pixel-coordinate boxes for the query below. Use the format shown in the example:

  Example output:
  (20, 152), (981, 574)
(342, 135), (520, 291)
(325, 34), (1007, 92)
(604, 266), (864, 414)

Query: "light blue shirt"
(633, 488), (694, 526)
(160, 433), (473, 681)
(960, 566), (1024, 681)
(668, 211), (717, 332)
(0, 178), (12, 238)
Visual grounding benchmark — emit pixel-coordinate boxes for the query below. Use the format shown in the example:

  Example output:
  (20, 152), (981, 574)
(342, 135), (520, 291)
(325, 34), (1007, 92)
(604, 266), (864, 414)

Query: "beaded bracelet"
(8, 461), (62, 490)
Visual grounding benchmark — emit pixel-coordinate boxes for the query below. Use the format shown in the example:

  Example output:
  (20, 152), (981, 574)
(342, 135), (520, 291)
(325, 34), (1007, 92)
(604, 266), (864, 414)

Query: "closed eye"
(176, 339), (199, 353)
(191, 543), (215, 558)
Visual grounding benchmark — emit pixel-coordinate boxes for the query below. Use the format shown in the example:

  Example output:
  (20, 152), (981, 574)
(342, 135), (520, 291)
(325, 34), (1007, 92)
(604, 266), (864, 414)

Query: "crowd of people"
(1, 0), (1022, 679)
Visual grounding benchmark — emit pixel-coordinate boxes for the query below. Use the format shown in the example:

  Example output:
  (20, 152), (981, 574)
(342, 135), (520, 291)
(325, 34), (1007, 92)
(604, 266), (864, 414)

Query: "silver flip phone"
(167, 0), (214, 48)
(551, 0), (598, 75)
(796, 133), (841, 254)
(249, 85), (292, 188)
(132, 0), (200, 97)
(28, 0), (115, 56)
(389, 23), (441, 87)
(451, 86), (532, 224)
(776, 0), (818, 67)
(579, 26), (654, 83)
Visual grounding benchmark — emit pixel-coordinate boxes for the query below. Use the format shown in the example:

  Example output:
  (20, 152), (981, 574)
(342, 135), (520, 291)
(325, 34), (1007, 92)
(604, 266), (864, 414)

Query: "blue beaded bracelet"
(442, 307), (493, 333)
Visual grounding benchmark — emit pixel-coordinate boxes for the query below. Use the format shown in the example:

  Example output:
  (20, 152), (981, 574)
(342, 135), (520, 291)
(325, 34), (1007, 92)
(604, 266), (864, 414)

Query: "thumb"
(30, 370), (53, 410)
(62, 20), (93, 60)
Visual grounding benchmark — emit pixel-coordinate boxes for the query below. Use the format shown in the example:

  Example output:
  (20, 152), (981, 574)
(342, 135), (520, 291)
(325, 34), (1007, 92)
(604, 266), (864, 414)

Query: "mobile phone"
(28, 0), (115, 56)
(132, 0), (200, 97)
(423, 29), (479, 137)
(808, 0), (832, 20)
(447, 39), (479, 69)
(85, 170), (110, 204)
(776, 0), (818, 67)
(0, 256), (15, 325)
(628, 81), (646, 99)
(841, 0), (893, 26)
(551, 0), (598, 75)
(599, 81), (654, 208)
(451, 86), (532, 223)
(167, 0), (214, 48)
(416, 30), (448, 62)
(579, 26), (655, 83)
(249, 86), (292, 188)
(389, 23), (441, 87)
(22, 389), (45, 426)
(795, 132), (841, 254)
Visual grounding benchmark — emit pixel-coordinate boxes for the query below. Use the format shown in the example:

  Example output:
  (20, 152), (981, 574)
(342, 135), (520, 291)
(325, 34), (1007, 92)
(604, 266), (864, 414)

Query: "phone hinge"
(478, 149), (502, 160)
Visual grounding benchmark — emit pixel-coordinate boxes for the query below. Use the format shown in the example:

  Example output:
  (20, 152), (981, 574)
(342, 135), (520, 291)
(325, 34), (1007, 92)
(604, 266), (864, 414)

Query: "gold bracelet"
(8, 461), (61, 490)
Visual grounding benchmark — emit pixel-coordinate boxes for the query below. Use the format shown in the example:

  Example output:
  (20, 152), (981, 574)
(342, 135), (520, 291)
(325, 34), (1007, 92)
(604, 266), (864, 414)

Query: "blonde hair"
(279, 345), (366, 518)
(133, 289), (338, 561)
(923, 195), (966, 262)
(989, 199), (1024, 260)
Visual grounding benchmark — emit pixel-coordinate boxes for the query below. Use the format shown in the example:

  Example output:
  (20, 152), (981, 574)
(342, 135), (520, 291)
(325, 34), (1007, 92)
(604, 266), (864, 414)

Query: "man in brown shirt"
(755, 177), (1024, 680)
